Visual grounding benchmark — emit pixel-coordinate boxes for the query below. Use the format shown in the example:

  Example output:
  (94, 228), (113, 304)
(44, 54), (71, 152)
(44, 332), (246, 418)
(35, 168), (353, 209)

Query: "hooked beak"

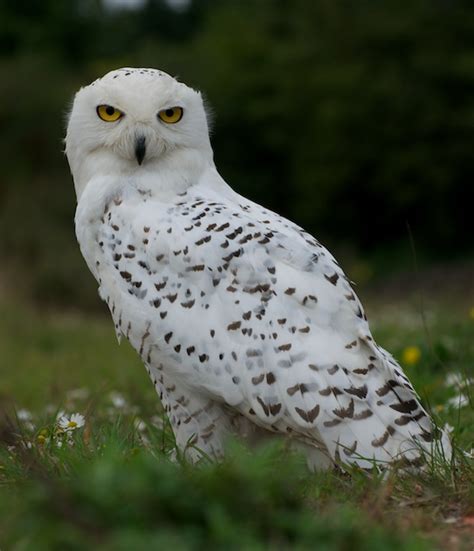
(135, 135), (146, 165)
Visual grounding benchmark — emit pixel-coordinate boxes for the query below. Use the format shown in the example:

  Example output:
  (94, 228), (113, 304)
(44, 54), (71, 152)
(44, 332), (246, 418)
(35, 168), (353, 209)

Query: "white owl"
(66, 68), (450, 470)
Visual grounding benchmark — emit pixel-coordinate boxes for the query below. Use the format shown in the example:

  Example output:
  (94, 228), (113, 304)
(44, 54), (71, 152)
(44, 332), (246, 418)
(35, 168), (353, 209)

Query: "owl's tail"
(307, 340), (453, 472)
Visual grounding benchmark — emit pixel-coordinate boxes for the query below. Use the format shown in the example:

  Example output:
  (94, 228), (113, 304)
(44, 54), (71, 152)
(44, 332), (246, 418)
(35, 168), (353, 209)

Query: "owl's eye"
(96, 105), (124, 122)
(158, 107), (183, 124)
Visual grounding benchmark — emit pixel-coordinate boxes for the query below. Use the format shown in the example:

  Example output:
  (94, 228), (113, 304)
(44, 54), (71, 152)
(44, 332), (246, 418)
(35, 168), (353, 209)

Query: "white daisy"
(446, 394), (469, 409)
(445, 372), (474, 389)
(58, 413), (85, 431)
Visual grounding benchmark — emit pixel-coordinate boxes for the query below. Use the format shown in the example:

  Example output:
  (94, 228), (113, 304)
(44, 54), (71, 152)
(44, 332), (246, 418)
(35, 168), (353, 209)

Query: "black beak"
(135, 135), (146, 165)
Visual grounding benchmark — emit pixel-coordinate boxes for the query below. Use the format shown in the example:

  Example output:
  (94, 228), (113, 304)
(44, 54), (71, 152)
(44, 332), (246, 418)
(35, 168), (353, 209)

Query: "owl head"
(65, 68), (213, 198)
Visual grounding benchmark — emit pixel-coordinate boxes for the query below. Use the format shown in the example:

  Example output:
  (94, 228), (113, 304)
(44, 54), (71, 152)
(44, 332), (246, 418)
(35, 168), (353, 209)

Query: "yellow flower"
(37, 434), (46, 445)
(402, 346), (421, 365)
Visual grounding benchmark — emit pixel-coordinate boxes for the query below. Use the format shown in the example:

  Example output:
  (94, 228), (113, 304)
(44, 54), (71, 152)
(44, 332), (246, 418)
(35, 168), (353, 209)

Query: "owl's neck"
(71, 145), (214, 203)
(74, 147), (223, 282)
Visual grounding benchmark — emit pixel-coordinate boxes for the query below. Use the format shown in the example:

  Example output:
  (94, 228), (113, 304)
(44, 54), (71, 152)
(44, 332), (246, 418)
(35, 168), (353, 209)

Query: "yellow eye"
(158, 107), (183, 124)
(97, 105), (123, 122)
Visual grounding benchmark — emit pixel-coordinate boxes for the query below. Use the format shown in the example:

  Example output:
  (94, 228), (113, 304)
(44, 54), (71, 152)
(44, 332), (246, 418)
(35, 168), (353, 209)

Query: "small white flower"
(445, 372), (474, 389)
(151, 415), (165, 430)
(109, 391), (127, 409)
(16, 410), (35, 432)
(445, 372), (463, 388)
(134, 418), (147, 432)
(443, 422), (455, 434)
(17, 409), (32, 422)
(138, 433), (150, 447)
(58, 413), (85, 431)
(446, 394), (469, 409)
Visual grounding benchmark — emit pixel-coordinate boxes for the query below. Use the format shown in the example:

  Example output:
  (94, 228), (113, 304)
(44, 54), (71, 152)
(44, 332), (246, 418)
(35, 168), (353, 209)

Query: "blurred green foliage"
(0, 444), (433, 550)
(0, 298), (473, 549)
(0, 0), (473, 307)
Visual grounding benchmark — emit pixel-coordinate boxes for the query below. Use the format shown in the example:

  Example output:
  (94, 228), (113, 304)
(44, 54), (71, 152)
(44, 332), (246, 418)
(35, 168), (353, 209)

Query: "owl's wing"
(95, 187), (449, 468)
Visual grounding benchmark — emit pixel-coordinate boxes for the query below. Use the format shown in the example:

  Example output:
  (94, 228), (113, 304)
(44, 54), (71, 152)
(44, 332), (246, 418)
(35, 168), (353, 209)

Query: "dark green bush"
(0, 0), (473, 307)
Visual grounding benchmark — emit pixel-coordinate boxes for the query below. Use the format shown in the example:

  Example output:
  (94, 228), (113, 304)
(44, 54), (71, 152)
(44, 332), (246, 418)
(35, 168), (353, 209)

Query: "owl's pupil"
(166, 109), (174, 117)
(106, 106), (115, 116)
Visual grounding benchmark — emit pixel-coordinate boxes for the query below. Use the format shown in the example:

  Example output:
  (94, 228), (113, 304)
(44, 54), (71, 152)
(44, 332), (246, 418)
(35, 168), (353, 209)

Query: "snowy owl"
(66, 68), (450, 470)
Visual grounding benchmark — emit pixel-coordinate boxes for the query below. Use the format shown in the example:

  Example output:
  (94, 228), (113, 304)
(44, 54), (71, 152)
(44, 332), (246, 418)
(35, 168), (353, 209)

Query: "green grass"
(0, 298), (472, 550)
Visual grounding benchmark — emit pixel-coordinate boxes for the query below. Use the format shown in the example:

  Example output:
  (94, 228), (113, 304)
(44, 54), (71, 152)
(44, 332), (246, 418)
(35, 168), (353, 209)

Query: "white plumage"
(66, 68), (450, 469)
